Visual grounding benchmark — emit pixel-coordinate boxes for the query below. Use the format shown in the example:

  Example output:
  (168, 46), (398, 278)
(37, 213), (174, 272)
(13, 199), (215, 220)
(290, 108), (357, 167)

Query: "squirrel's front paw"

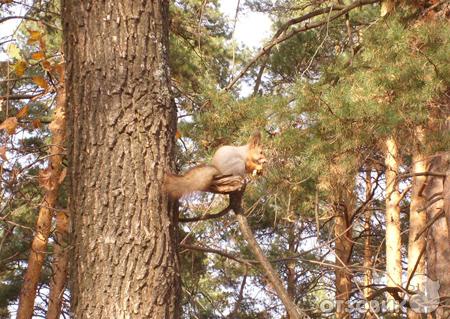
(252, 164), (264, 176)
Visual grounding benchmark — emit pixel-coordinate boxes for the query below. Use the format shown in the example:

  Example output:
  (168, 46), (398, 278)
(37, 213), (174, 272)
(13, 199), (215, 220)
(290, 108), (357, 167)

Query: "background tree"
(1, 0), (67, 317)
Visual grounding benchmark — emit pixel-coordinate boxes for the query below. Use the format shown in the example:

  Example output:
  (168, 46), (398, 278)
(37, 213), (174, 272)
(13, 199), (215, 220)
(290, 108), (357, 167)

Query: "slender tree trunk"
(334, 189), (354, 319)
(17, 78), (67, 319)
(62, 1), (180, 318)
(444, 157), (450, 240)
(406, 127), (427, 319)
(287, 222), (297, 302)
(363, 170), (374, 319)
(384, 136), (402, 314)
(424, 153), (449, 319)
(47, 210), (69, 319)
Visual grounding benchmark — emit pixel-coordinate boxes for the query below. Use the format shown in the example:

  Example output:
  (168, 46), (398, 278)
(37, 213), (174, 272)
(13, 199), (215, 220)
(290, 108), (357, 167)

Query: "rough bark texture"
(384, 136), (402, 313)
(406, 128), (427, 319)
(47, 210), (69, 319)
(231, 191), (305, 319)
(16, 80), (66, 319)
(334, 191), (354, 319)
(424, 153), (449, 319)
(62, 1), (180, 318)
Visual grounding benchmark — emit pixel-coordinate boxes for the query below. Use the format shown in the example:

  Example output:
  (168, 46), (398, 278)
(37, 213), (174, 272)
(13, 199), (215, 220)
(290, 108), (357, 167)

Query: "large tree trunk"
(406, 127), (427, 319)
(16, 78), (66, 319)
(424, 153), (449, 319)
(62, 1), (180, 318)
(384, 136), (402, 314)
(334, 189), (354, 319)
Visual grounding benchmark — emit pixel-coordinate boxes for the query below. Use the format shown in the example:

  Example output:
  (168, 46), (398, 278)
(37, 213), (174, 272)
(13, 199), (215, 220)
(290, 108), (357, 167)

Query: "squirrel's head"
(246, 132), (267, 175)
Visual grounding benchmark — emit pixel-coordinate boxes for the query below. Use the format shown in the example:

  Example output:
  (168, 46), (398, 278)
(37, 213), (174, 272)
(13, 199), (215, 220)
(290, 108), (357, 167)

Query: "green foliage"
(170, 0), (235, 111)
(180, 3), (449, 317)
(1, 1), (449, 318)
(297, 14), (450, 164)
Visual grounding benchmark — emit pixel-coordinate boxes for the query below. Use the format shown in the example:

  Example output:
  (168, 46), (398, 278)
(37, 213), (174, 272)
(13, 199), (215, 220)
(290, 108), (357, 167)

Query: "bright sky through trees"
(220, 0), (272, 48)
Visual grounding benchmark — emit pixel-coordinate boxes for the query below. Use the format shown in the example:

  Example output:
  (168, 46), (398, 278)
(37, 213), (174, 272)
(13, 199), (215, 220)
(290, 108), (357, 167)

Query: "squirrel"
(165, 132), (267, 199)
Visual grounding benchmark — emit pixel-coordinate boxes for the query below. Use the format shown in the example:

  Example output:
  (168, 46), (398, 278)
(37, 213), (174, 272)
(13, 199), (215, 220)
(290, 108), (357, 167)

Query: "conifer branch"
(179, 243), (255, 266)
(225, 0), (381, 91)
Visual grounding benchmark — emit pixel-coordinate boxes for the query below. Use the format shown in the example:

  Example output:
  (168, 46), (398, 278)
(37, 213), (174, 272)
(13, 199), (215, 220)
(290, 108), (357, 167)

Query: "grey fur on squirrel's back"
(211, 144), (248, 177)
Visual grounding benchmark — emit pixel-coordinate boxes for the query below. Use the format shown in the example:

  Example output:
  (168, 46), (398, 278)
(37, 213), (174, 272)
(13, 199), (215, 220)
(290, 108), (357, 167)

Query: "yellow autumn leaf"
(31, 51), (45, 60)
(0, 117), (18, 135)
(14, 61), (27, 76)
(16, 105), (29, 119)
(6, 43), (21, 60)
(27, 30), (42, 44)
(32, 76), (49, 90)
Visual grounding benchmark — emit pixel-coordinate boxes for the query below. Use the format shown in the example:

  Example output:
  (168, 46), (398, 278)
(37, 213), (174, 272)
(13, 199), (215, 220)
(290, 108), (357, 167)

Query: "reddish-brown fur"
(165, 132), (266, 199)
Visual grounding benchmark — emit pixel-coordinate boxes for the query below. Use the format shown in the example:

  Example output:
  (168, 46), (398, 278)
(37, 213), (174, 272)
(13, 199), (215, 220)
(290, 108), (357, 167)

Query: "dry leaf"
(32, 119), (42, 129)
(31, 51), (45, 60)
(14, 61), (27, 77)
(27, 30), (42, 44)
(0, 146), (7, 161)
(32, 76), (49, 90)
(53, 63), (64, 79)
(41, 61), (51, 71)
(16, 105), (29, 119)
(175, 130), (182, 139)
(0, 117), (18, 135)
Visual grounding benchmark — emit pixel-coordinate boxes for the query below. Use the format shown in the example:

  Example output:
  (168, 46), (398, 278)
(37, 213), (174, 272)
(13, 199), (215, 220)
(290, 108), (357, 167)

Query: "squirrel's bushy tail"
(164, 165), (221, 199)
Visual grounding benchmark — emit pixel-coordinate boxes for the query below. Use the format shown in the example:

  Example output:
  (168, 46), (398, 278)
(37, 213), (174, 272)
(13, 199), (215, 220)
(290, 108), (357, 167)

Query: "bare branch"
(414, 209), (444, 241)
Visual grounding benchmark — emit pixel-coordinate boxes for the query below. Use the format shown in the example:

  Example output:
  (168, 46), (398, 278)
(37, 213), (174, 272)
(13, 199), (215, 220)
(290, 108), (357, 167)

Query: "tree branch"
(0, 92), (46, 100)
(414, 209), (444, 241)
(231, 190), (307, 319)
(179, 243), (254, 266)
(178, 175), (245, 222)
(224, 0), (381, 91)
(178, 203), (233, 223)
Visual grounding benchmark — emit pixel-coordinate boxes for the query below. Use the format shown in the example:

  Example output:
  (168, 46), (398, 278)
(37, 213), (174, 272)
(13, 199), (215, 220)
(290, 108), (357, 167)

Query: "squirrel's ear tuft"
(248, 131), (262, 147)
